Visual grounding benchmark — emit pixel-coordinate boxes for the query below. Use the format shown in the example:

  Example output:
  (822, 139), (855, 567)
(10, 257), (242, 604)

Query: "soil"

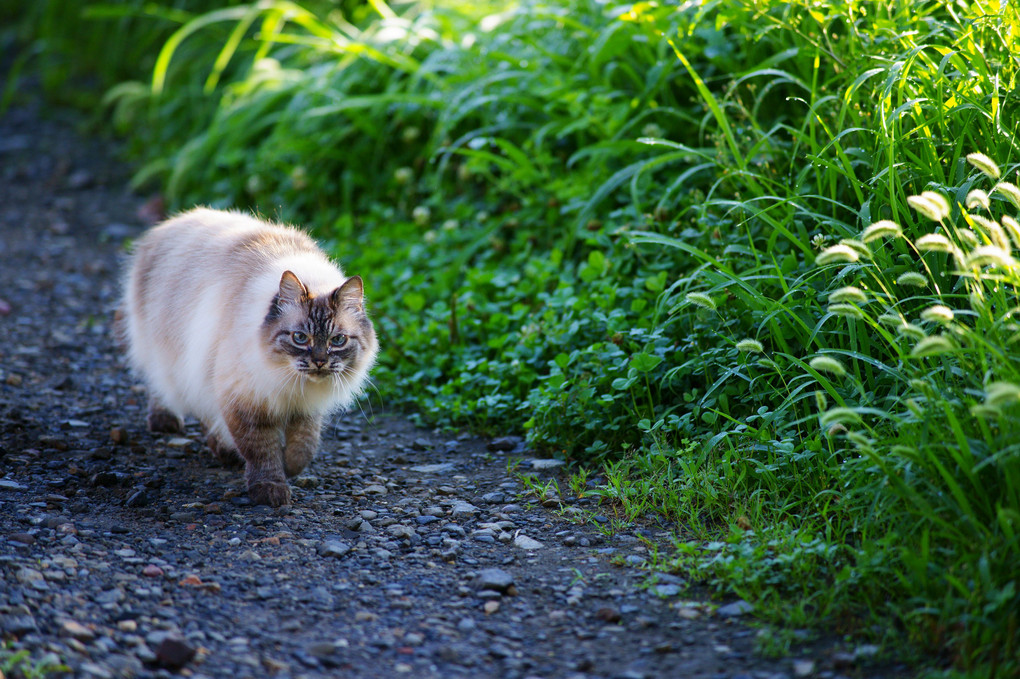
(0, 99), (906, 678)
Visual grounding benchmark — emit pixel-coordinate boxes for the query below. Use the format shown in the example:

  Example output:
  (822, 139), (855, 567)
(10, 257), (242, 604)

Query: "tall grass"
(10, 0), (1020, 671)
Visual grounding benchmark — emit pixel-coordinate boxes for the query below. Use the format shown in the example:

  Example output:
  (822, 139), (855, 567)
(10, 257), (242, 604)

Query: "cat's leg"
(283, 413), (322, 478)
(203, 422), (243, 468)
(146, 396), (184, 434)
(225, 408), (289, 507)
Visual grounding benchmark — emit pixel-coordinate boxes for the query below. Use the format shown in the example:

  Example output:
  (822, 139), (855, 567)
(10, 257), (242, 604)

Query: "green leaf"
(630, 352), (664, 372)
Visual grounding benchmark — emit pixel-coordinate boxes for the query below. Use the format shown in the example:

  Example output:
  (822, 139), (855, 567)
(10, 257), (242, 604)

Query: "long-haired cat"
(120, 208), (378, 506)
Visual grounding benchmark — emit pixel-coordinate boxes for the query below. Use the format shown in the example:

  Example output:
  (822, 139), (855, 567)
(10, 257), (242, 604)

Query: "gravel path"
(0, 101), (897, 679)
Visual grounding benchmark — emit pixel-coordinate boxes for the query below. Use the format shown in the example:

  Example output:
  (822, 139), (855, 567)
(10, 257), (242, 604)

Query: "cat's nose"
(312, 359), (326, 368)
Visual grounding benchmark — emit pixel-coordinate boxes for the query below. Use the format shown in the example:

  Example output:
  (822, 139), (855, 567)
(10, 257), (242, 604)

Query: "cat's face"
(264, 272), (376, 384)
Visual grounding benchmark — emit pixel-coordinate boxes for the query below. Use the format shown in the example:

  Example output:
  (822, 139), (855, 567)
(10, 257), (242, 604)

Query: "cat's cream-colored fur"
(121, 208), (377, 506)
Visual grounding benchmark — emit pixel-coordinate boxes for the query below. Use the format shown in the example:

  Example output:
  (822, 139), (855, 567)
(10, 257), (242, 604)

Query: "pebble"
(792, 659), (815, 677)
(475, 568), (515, 593)
(514, 535), (543, 550)
(487, 436), (522, 452)
(61, 619), (96, 641)
(716, 599), (754, 617)
(317, 540), (352, 559)
(155, 637), (196, 669)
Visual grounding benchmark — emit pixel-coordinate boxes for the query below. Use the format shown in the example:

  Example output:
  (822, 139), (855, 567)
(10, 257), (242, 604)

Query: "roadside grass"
(7, 0), (1020, 673)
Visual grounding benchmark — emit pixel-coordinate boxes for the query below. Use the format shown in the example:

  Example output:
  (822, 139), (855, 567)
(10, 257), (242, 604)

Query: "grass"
(6, 0), (1020, 674)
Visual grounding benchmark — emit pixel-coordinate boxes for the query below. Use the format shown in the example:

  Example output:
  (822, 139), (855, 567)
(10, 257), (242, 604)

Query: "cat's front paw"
(147, 405), (184, 434)
(247, 481), (291, 507)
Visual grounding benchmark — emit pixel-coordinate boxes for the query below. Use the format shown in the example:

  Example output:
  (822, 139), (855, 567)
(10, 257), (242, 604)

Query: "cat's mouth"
(300, 368), (334, 381)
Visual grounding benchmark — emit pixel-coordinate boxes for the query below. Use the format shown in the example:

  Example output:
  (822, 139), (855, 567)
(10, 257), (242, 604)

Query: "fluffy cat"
(120, 208), (378, 506)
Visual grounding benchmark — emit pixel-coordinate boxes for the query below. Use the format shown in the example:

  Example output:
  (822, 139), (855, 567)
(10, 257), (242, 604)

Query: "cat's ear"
(330, 275), (364, 313)
(278, 270), (308, 305)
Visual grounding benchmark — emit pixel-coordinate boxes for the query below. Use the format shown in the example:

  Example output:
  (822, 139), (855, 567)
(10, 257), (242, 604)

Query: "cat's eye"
(329, 334), (348, 348)
(291, 331), (310, 346)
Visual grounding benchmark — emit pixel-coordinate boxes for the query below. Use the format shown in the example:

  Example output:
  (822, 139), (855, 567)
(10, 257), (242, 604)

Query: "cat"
(120, 208), (378, 506)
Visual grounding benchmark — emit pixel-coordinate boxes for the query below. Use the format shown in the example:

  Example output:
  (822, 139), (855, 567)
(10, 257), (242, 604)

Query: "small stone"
(409, 463), (456, 474)
(450, 501), (478, 519)
(363, 484), (388, 495)
(4, 373), (21, 386)
(487, 436), (522, 452)
(475, 568), (514, 594)
(61, 619), (96, 642)
(483, 600), (500, 615)
(155, 637), (196, 669)
(855, 644), (880, 660)
(166, 437), (193, 448)
(387, 525), (416, 540)
(143, 564), (164, 578)
(16, 567), (43, 583)
(317, 540), (351, 559)
(9, 532), (36, 545)
(481, 491), (505, 504)
(110, 428), (129, 445)
(118, 620), (138, 632)
(513, 535), (543, 550)
(716, 599), (753, 617)
(792, 659), (815, 677)
(293, 476), (319, 489)
(652, 583), (681, 597)
(1, 614), (37, 635)
(0, 478), (27, 491)
(529, 458), (565, 470)
(595, 607), (622, 623)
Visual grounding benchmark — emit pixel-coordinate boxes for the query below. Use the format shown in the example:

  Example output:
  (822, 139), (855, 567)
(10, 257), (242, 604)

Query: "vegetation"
(6, 0), (1020, 674)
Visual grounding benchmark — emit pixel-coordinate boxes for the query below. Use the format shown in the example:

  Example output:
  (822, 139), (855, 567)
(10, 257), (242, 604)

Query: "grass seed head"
(685, 292), (717, 311)
(993, 181), (1020, 209)
(966, 152), (1001, 179)
(815, 244), (860, 265)
(966, 245), (1017, 269)
(861, 220), (902, 242)
(966, 189), (991, 210)
(907, 191), (950, 222)
(815, 390), (828, 411)
(828, 286), (867, 304)
(839, 238), (871, 259)
(809, 355), (847, 376)
(828, 303), (864, 319)
(915, 233), (954, 253)
(1000, 215), (1020, 250)
(896, 271), (927, 287)
(897, 323), (926, 340)
(820, 407), (862, 426)
(984, 381), (1020, 408)
(920, 305), (954, 323)
(735, 339), (764, 353)
(910, 335), (956, 357)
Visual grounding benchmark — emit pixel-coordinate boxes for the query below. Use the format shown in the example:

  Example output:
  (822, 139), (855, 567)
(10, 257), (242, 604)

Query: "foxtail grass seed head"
(910, 335), (956, 357)
(970, 403), (1001, 419)
(920, 305), (954, 324)
(861, 220), (902, 243)
(985, 381), (1020, 407)
(966, 189), (991, 210)
(966, 245), (1017, 269)
(828, 286), (867, 304)
(846, 431), (873, 450)
(878, 311), (905, 326)
(826, 423), (848, 437)
(994, 181), (1020, 209)
(907, 191), (950, 221)
(966, 152), (1001, 179)
(820, 407), (862, 427)
(412, 205), (431, 226)
(915, 233), (954, 253)
(897, 323), (925, 340)
(809, 356), (847, 376)
(735, 339), (764, 353)
(828, 303), (864, 319)
(896, 271), (927, 287)
(956, 229), (979, 249)
(394, 167), (413, 185)
(909, 379), (934, 397)
(816, 244), (860, 265)
(685, 292), (717, 311)
(757, 358), (779, 370)
(840, 238), (871, 259)
(815, 390), (828, 412)
(905, 399), (924, 419)
(1001, 215), (1020, 250)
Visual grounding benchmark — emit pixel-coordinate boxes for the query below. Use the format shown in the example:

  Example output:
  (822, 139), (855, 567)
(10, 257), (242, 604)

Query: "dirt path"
(0, 101), (891, 679)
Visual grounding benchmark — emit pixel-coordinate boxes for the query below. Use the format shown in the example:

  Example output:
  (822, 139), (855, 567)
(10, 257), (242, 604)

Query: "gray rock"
(1, 614), (38, 635)
(410, 463), (457, 474)
(487, 436), (523, 452)
(155, 637), (196, 669)
(513, 535), (543, 550)
(716, 599), (753, 617)
(475, 568), (514, 593)
(450, 501), (478, 519)
(317, 540), (352, 559)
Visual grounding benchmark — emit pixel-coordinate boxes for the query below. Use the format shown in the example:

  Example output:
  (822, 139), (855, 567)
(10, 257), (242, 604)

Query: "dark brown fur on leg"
(225, 408), (290, 507)
(283, 413), (322, 478)
(205, 428), (243, 468)
(147, 398), (184, 434)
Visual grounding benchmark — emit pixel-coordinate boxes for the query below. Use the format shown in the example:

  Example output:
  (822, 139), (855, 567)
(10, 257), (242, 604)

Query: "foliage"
(8, 0), (1020, 672)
